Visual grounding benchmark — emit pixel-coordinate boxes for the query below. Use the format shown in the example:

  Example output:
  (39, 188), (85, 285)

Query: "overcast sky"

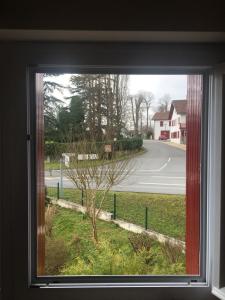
(45, 74), (187, 112)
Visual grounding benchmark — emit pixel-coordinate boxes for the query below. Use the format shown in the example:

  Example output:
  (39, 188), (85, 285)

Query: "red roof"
(152, 112), (170, 121)
(171, 100), (187, 114)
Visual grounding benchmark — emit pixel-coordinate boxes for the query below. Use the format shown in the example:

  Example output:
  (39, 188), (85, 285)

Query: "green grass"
(47, 207), (185, 275)
(45, 161), (61, 170)
(47, 187), (185, 241)
(45, 148), (146, 170)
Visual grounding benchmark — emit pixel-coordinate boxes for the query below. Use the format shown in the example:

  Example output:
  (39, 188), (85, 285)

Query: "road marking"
(157, 157), (171, 171)
(145, 157), (171, 172)
(139, 182), (185, 187)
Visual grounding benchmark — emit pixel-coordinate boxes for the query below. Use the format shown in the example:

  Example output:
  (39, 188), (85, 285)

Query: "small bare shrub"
(45, 205), (57, 237)
(45, 237), (69, 275)
(161, 241), (184, 264)
(128, 232), (153, 253)
(70, 233), (81, 254)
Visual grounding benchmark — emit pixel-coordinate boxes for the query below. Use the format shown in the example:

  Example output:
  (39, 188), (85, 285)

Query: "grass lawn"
(47, 188), (185, 241)
(45, 148), (146, 170)
(46, 207), (185, 275)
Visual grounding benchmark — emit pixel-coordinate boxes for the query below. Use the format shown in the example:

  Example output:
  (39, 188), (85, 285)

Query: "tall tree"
(143, 91), (154, 130)
(69, 95), (85, 139)
(158, 93), (171, 112)
(57, 96), (85, 141)
(130, 93), (144, 135)
(43, 74), (65, 141)
(70, 74), (128, 141)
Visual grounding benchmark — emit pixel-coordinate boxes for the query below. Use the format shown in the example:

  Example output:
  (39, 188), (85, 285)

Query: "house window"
(169, 121), (171, 126)
(160, 121), (163, 127)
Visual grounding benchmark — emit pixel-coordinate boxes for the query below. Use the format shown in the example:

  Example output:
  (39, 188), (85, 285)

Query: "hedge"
(45, 141), (67, 159)
(113, 137), (143, 151)
(45, 137), (143, 159)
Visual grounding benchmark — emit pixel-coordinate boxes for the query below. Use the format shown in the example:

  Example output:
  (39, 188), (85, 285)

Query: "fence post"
(145, 207), (148, 230)
(57, 182), (60, 199)
(113, 194), (117, 220)
(81, 189), (84, 206)
(60, 157), (64, 198)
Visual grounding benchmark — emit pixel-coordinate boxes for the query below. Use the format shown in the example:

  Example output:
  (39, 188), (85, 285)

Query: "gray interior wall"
(2, 42), (225, 300)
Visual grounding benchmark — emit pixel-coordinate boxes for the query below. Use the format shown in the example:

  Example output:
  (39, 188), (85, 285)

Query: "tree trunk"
(146, 107), (149, 130)
(92, 219), (98, 243)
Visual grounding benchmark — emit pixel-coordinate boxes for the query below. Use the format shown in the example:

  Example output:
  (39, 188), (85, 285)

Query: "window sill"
(31, 281), (209, 289)
(212, 287), (225, 300)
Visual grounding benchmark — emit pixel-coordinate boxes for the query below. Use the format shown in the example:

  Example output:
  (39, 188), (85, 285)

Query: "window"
(160, 121), (163, 126)
(30, 70), (206, 286)
(2, 42), (225, 300)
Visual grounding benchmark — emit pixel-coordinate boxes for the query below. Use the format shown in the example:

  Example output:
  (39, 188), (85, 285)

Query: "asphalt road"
(45, 140), (186, 195)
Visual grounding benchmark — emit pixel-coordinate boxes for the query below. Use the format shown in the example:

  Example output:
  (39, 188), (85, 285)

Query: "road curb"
(164, 142), (186, 151)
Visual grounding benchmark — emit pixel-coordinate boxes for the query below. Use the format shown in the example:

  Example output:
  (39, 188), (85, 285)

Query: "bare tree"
(130, 93), (144, 135)
(139, 91), (154, 131)
(63, 139), (133, 243)
(158, 93), (171, 112)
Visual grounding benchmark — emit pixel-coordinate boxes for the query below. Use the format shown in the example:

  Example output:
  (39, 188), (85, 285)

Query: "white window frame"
(210, 64), (225, 300)
(29, 67), (209, 288)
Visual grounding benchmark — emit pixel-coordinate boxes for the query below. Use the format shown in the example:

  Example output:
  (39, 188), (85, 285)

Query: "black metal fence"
(46, 184), (150, 230)
(46, 184), (185, 241)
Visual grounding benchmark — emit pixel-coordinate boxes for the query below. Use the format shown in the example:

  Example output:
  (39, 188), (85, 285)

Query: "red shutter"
(36, 73), (45, 275)
(186, 75), (202, 274)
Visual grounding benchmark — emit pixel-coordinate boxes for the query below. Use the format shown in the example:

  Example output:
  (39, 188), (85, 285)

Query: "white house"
(152, 112), (170, 140)
(169, 100), (187, 144)
(152, 100), (187, 144)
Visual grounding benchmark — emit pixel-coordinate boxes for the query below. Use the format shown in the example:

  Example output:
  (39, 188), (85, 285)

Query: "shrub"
(128, 232), (153, 253)
(62, 239), (149, 275)
(45, 205), (57, 237)
(45, 237), (69, 275)
(160, 241), (184, 264)
(114, 137), (143, 151)
(70, 233), (81, 254)
(45, 141), (67, 159)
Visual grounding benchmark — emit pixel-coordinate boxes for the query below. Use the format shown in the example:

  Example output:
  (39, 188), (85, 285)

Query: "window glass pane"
(35, 73), (202, 278)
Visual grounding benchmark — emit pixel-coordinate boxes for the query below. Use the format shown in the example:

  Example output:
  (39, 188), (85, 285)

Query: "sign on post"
(62, 153), (75, 167)
(104, 144), (112, 153)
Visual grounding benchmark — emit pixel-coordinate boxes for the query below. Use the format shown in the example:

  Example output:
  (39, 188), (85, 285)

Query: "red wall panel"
(36, 73), (45, 275)
(186, 75), (203, 274)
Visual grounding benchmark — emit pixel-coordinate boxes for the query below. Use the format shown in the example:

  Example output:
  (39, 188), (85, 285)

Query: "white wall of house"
(154, 120), (171, 140)
(180, 114), (186, 123)
(170, 108), (186, 144)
